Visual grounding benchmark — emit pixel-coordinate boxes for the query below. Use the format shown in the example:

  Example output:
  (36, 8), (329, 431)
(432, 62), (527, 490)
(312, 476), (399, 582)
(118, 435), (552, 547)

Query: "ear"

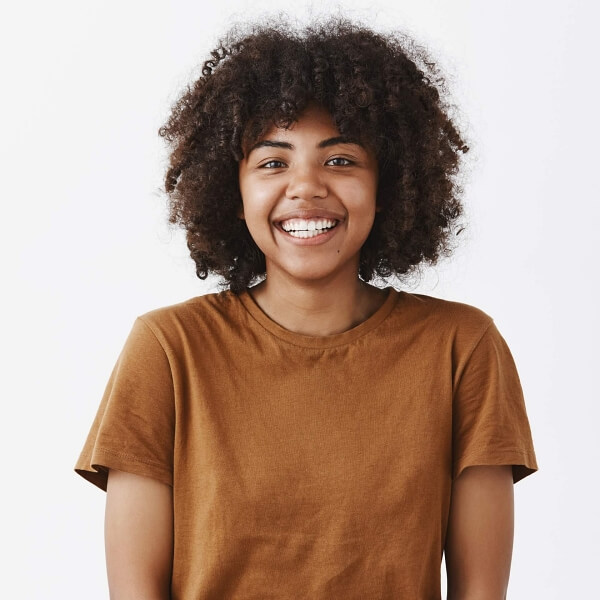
(237, 205), (245, 220)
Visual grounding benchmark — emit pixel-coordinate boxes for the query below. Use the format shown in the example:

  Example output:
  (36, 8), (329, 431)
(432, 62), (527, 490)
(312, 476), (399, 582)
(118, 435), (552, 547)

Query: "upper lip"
(274, 208), (345, 224)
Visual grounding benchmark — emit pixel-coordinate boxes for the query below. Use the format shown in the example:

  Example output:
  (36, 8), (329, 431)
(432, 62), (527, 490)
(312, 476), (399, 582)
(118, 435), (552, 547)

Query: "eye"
(326, 157), (353, 167)
(260, 160), (286, 169)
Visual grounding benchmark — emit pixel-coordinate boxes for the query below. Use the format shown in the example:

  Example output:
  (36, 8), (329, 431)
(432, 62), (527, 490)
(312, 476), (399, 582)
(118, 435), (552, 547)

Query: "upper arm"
(105, 469), (173, 600)
(444, 465), (514, 600)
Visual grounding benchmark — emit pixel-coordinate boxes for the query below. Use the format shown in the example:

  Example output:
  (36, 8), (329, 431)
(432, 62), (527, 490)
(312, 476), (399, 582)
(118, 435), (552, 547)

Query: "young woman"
(75, 18), (538, 599)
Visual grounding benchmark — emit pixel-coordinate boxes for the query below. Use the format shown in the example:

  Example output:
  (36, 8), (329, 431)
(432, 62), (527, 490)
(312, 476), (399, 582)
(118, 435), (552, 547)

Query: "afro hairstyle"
(159, 18), (469, 293)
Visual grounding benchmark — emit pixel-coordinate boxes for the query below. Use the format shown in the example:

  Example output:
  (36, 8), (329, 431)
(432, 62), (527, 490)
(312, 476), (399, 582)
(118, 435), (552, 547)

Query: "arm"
(105, 469), (174, 600)
(444, 465), (514, 600)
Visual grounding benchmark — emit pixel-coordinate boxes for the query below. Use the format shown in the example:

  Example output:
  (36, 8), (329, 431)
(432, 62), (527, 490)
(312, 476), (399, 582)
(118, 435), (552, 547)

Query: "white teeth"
(287, 229), (326, 238)
(280, 218), (337, 233)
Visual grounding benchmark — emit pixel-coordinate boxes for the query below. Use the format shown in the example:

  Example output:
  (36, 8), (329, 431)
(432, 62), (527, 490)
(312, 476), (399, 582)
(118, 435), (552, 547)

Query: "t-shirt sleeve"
(452, 319), (538, 483)
(74, 317), (175, 491)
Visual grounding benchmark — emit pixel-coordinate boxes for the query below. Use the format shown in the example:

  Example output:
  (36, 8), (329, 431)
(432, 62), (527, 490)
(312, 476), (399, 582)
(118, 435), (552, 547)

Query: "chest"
(171, 339), (453, 527)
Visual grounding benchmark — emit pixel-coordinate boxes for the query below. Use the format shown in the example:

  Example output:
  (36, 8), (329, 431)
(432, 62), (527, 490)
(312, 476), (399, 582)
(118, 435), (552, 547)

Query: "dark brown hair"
(159, 18), (468, 293)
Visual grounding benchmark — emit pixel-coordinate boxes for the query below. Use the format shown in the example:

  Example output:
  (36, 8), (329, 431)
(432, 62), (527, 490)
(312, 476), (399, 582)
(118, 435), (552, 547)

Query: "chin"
(264, 251), (361, 285)
(278, 263), (357, 285)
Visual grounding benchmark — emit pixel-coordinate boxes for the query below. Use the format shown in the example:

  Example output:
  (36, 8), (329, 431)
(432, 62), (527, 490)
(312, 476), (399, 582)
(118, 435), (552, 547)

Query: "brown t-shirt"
(75, 288), (538, 599)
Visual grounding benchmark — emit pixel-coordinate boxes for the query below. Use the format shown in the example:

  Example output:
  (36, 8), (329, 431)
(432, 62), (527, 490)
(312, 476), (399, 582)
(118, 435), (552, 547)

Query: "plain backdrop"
(1, 0), (598, 598)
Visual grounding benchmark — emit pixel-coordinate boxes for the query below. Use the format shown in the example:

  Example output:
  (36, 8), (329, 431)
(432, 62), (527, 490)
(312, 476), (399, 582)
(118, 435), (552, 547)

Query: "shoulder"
(388, 290), (500, 365)
(139, 290), (239, 325)
(396, 290), (493, 333)
(133, 290), (245, 350)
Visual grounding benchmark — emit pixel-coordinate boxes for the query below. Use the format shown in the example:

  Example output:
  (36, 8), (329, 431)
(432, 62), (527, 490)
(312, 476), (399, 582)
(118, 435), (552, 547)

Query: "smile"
(279, 218), (338, 238)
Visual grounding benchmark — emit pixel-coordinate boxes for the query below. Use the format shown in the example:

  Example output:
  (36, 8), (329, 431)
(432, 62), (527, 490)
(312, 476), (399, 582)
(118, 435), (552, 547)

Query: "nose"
(285, 164), (328, 201)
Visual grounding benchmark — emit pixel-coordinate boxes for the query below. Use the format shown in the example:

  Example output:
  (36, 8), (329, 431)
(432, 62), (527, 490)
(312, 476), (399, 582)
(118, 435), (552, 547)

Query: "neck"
(248, 269), (387, 337)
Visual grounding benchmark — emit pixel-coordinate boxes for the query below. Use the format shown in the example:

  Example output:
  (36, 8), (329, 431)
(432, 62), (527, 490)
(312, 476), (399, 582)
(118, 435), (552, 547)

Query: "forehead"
(241, 102), (375, 160)
(260, 104), (339, 139)
(243, 108), (340, 156)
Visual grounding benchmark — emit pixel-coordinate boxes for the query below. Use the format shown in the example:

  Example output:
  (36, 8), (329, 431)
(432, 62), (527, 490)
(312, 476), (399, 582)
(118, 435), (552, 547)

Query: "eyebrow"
(247, 136), (362, 155)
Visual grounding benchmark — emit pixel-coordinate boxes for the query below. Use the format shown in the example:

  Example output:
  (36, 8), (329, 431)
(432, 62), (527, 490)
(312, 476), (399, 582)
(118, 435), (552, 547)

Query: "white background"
(1, 1), (598, 598)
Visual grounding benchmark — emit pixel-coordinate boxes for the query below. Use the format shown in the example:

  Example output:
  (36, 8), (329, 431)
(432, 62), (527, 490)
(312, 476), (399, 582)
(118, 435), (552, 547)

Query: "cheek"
(342, 181), (378, 215)
(239, 188), (278, 248)
(240, 182), (270, 220)
(241, 195), (273, 227)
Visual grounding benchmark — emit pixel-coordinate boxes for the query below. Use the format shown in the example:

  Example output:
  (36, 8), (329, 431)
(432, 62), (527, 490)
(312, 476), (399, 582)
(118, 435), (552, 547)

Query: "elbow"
(447, 585), (508, 600)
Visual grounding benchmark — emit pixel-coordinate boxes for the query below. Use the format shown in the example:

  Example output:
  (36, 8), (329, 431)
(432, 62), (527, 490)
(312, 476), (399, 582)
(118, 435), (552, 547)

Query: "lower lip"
(275, 223), (342, 246)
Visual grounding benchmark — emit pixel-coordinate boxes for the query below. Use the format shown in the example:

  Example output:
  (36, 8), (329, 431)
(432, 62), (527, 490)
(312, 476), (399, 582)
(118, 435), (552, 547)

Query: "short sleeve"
(452, 320), (538, 483)
(74, 317), (175, 491)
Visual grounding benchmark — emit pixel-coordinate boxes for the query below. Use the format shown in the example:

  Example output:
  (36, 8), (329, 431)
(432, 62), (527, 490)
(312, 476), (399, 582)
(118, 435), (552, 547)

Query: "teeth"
(281, 218), (337, 233)
(287, 229), (328, 238)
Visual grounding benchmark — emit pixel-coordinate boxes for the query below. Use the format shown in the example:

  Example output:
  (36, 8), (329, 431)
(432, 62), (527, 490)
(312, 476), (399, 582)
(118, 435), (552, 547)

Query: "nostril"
(285, 181), (328, 201)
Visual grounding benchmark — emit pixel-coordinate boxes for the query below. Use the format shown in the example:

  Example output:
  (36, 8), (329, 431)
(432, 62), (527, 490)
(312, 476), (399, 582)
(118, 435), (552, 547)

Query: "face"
(238, 104), (378, 286)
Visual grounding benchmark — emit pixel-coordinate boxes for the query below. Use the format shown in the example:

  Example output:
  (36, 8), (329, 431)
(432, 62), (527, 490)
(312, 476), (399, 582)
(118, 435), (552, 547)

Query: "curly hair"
(159, 18), (468, 293)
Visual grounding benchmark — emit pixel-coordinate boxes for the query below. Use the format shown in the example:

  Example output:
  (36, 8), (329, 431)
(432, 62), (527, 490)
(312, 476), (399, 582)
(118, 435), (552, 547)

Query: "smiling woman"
(74, 16), (538, 600)
(158, 19), (468, 295)
(238, 104), (379, 299)
(237, 103), (385, 335)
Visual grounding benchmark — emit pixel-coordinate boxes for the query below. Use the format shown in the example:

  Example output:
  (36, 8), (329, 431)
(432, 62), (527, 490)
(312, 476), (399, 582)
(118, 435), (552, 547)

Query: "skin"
(105, 469), (173, 600)
(445, 465), (515, 599)
(105, 104), (516, 597)
(238, 103), (386, 336)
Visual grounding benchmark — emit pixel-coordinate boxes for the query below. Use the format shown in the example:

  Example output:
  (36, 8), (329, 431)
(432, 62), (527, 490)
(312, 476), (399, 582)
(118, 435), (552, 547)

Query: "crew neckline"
(237, 286), (401, 349)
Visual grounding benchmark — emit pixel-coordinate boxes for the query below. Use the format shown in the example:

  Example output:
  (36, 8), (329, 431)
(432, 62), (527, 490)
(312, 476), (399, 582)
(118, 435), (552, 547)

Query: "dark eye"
(327, 157), (352, 166)
(261, 160), (286, 169)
